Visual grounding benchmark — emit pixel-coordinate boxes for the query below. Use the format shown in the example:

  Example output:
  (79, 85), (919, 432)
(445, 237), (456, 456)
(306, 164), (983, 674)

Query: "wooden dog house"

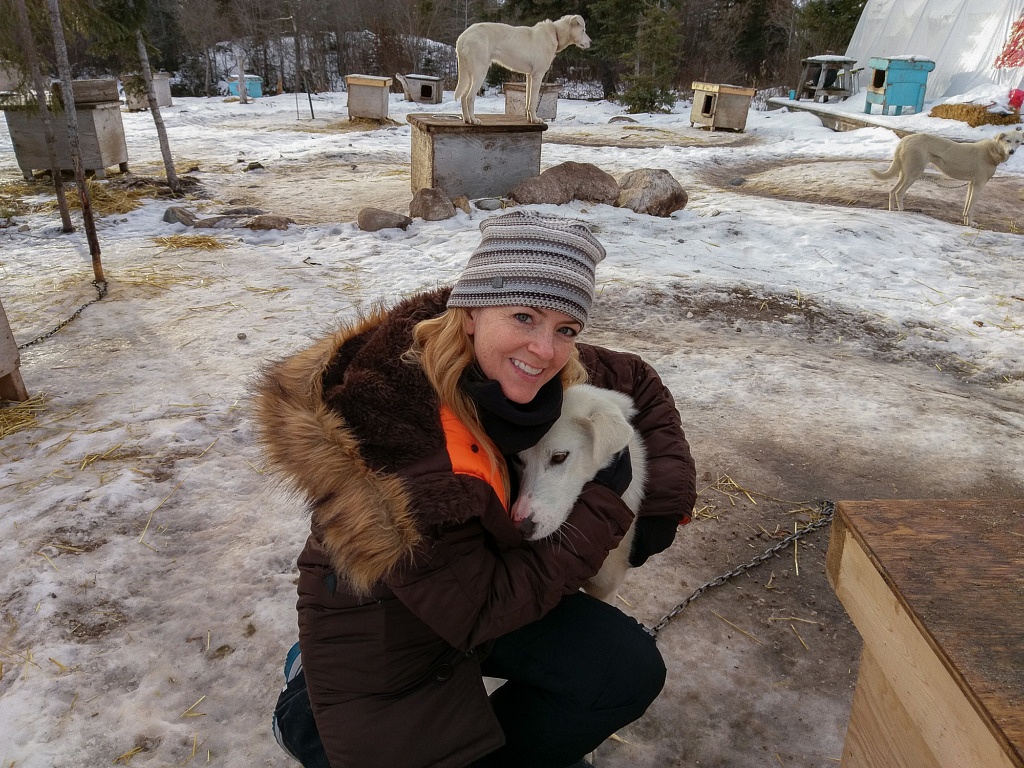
(864, 56), (935, 116)
(345, 75), (393, 120)
(2, 78), (129, 179)
(503, 82), (561, 121)
(690, 82), (757, 132)
(407, 113), (546, 199)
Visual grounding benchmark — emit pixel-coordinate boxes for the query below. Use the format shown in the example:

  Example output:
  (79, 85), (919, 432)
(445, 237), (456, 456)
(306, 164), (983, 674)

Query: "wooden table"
(826, 500), (1024, 768)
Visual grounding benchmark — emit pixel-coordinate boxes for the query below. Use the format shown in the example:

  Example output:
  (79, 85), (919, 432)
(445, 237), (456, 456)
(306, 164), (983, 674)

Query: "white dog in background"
(511, 384), (647, 603)
(871, 128), (1024, 226)
(454, 14), (592, 125)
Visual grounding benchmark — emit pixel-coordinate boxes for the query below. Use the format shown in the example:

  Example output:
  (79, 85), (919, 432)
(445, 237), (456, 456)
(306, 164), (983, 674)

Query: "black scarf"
(460, 369), (563, 455)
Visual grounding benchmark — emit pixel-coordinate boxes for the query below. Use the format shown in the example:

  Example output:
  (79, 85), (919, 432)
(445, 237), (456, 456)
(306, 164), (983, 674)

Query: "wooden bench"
(407, 113), (546, 200)
(826, 499), (1023, 767)
(0, 297), (29, 402)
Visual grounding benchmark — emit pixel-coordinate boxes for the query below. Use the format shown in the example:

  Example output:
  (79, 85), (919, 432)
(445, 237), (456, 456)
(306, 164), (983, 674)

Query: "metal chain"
(17, 279), (108, 350)
(646, 500), (836, 639)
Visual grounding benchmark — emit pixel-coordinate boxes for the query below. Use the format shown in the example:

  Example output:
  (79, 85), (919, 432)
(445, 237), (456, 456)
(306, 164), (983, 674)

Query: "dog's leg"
(524, 73), (537, 123)
(891, 172), (914, 212)
(963, 181), (977, 227)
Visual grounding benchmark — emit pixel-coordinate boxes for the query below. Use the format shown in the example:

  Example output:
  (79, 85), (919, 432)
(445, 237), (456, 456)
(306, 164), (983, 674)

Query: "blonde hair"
(407, 307), (587, 504)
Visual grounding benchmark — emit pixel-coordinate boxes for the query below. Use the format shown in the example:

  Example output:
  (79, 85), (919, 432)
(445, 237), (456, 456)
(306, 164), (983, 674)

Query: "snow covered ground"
(0, 83), (1022, 766)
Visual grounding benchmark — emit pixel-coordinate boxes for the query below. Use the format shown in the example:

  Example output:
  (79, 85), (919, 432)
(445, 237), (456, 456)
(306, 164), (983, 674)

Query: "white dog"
(453, 14), (591, 125)
(511, 384), (647, 603)
(871, 128), (1024, 226)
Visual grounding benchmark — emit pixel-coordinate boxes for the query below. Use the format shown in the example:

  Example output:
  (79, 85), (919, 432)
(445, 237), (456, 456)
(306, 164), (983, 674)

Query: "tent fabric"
(844, 0), (1024, 100)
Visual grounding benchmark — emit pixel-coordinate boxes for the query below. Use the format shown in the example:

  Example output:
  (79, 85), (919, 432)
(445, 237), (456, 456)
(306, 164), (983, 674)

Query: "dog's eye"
(550, 452), (568, 465)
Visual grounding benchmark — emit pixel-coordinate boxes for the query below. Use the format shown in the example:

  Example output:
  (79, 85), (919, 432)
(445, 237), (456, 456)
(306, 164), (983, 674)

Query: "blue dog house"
(227, 75), (263, 99)
(864, 56), (934, 116)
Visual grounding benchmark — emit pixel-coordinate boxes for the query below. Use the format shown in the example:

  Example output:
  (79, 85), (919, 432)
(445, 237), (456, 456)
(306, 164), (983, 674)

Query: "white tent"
(845, 0), (1024, 100)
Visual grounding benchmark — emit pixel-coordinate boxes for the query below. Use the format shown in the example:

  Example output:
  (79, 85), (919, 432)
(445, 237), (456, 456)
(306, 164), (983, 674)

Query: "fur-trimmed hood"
(253, 289), (453, 593)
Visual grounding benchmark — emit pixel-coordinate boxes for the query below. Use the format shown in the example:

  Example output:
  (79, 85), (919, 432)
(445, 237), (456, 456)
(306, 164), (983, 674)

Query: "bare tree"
(46, 0), (103, 282)
(10, 0), (74, 233)
(135, 28), (180, 191)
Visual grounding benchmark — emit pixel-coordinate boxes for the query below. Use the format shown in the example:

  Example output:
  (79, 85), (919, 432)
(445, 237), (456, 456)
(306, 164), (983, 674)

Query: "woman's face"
(464, 306), (581, 404)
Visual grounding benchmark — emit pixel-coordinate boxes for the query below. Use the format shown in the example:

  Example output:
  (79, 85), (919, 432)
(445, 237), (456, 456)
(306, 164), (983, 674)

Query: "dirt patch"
(545, 123), (761, 149)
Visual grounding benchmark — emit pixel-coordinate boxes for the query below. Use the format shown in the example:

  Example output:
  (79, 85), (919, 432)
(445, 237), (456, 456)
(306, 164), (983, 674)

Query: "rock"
(616, 168), (688, 217)
(474, 198), (504, 211)
(194, 215), (248, 229)
(509, 161), (618, 206)
(609, 115), (639, 123)
(247, 214), (294, 231)
(409, 188), (457, 221)
(221, 206), (267, 216)
(162, 206), (197, 226)
(357, 207), (413, 232)
(452, 195), (472, 215)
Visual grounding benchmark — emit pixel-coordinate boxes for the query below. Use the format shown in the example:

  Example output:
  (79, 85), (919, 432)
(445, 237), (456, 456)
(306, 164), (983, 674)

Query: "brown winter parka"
(254, 287), (696, 768)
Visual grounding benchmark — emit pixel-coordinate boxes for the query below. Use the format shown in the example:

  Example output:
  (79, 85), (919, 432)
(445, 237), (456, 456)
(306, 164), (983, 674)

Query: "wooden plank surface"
(407, 113), (547, 135)
(829, 499), (1024, 767)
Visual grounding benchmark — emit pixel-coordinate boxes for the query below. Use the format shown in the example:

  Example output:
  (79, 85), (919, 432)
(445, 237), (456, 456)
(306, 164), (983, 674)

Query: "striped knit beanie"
(447, 211), (606, 327)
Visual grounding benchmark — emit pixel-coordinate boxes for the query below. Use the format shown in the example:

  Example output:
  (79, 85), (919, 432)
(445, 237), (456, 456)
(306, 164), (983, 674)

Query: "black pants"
(274, 592), (665, 768)
(469, 592), (666, 768)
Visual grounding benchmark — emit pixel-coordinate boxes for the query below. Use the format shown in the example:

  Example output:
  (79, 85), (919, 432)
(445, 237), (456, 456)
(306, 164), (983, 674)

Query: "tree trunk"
(12, 0), (73, 233)
(135, 29), (180, 193)
(46, 0), (103, 282)
(236, 47), (249, 103)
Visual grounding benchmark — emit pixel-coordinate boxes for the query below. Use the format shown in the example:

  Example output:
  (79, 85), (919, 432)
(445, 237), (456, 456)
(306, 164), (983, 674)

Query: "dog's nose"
(518, 516), (536, 539)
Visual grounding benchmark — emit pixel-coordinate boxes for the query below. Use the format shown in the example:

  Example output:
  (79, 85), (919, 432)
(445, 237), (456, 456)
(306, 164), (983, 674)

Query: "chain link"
(17, 280), (108, 350)
(646, 500), (836, 639)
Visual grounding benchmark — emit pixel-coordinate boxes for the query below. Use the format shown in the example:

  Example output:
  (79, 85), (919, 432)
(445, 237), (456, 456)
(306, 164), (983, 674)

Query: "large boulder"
(616, 168), (688, 217)
(410, 188), (457, 221)
(509, 161), (618, 206)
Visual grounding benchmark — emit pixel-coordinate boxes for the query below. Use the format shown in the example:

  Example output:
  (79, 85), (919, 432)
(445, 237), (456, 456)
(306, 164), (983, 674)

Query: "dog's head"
(557, 14), (591, 50)
(997, 127), (1024, 156)
(510, 384), (634, 540)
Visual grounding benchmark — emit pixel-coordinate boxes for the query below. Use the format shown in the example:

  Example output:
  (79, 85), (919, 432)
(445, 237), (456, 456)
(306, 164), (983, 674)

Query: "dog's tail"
(869, 161), (899, 181)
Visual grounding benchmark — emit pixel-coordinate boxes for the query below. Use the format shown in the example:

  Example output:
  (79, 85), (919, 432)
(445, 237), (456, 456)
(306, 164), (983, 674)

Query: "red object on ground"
(1010, 88), (1024, 110)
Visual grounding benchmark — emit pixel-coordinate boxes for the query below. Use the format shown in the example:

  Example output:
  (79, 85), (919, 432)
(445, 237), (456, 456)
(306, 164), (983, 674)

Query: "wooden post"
(0, 298), (29, 402)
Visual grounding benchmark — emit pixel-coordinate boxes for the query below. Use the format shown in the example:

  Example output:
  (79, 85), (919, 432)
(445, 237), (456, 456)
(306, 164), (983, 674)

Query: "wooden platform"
(826, 499), (1024, 768)
(764, 97), (914, 136)
(407, 113), (546, 200)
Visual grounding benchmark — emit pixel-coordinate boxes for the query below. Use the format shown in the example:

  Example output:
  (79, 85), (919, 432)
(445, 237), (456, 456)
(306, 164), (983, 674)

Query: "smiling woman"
(255, 210), (697, 768)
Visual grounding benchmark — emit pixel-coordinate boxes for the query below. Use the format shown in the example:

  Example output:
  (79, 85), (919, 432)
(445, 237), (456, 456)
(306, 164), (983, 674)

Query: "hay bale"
(928, 102), (1021, 128)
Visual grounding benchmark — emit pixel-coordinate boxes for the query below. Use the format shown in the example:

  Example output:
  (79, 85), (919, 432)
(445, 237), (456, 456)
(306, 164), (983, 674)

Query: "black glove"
(592, 446), (632, 496)
(628, 515), (680, 567)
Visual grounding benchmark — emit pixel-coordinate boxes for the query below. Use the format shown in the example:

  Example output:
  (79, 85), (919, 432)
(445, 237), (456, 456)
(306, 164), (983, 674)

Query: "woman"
(256, 211), (697, 768)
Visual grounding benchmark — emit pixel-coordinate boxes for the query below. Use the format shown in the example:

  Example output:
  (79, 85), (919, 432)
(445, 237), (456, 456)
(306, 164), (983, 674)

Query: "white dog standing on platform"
(511, 384), (647, 603)
(454, 14), (591, 125)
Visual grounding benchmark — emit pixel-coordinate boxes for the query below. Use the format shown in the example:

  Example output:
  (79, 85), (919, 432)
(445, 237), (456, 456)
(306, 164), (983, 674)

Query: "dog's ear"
(576, 399), (633, 467)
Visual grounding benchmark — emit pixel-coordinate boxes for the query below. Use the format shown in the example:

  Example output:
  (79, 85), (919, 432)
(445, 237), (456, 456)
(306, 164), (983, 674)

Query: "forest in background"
(1, 0), (865, 109)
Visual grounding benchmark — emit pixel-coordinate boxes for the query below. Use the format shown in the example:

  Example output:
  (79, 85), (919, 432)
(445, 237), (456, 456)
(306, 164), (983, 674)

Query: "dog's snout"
(517, 516), (536, 539)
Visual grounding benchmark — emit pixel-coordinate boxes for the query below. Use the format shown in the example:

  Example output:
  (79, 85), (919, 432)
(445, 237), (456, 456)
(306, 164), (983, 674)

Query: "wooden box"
(0, 297), (29, 402)
(503, 82), (561, 121)
(345, 75), (393, 119)
(407, 113), (547, 200)
(52, 78), (119, 107)
(3, 102), (129, 179)
(124, 72), (172, 110)
(690, 82), (757, 132)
